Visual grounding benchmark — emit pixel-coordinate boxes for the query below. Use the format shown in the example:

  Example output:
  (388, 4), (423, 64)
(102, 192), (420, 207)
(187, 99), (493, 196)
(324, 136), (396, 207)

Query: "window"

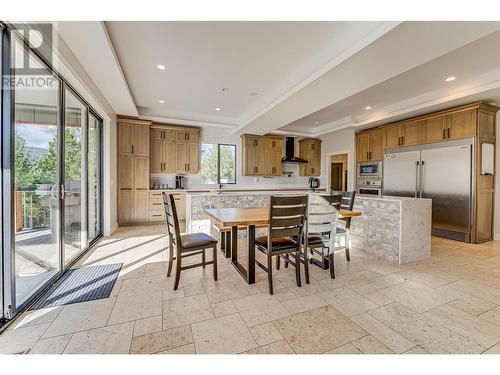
(201, 144), (236, 184)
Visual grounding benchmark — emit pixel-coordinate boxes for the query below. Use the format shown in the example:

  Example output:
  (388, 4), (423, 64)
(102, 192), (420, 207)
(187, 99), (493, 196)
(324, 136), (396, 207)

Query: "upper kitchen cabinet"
(385, 120), (423, 149)
(241, 134), (283, 176)
(299, 138), (321, 176)
(423, 109), (476, 143)
(356, 130), (383, 162)
(150, 124), (200, 174)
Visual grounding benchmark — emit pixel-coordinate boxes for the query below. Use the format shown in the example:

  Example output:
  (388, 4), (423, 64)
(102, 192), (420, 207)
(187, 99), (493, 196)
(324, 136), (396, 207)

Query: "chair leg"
(213, 246), (218, 281)
(202, 249), (206, 268)
(294, 250), (301, 287)
(303, 247), (310, 284)
(276, 254), (281, 270)
(174, 251), (182, 290)
(167, 242), (174, 277)
(345, 232), (351, 261)
(284, 253), (289, 268)
(328, 253), (335, 279)
(267, 253), (274, 295)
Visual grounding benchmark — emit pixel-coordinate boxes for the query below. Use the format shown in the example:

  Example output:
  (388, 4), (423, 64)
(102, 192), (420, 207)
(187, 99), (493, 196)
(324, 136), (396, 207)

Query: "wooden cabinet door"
(118, 123), (133, 155)
(118, 155), (133, 189)
(272, 148), (283, 176)
(385, 126), (401, 150)
(370, 131), (384, 161)
(263, 147), (274, 175)
(300, 149), (313, 176)
(186, 142), (199, 173)
(310, 150), (321, 176)
(176, 141), (188, 172)
(150, 128), (163, 141)
(356, 133), (370, 162)
(134, 156), (149, 190)
(448, 109), (476, 140)
(424, 116), (446, 143)
(245, 147), (257, 175)
(150, 139), (164, 173)
(118, 189), (134, 223)
(134, 190), (149, 222)
(255, 147), (266, 175)
(176, 130), (198, 142)
(133, 124), (150, 157)
(163, 141), (176, 173)
(402, 120), (422, 146)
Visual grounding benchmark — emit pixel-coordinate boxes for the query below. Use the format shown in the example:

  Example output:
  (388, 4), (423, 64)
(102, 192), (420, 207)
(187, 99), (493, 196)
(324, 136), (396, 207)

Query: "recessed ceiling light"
(365, 106), (372, 110)
(215, 107), (221, 111)
(222, 88), (229, 92)
(314, 121), (320, 125)
(156, 64), (166, 70)
(250, 92), (259, 96)
(445, 76), (456, 82)
(158, 99), (165, 103)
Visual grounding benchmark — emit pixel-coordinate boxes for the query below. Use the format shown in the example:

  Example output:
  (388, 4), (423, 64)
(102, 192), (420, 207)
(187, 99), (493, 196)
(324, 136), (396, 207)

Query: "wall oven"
(358, 161), (383, 178)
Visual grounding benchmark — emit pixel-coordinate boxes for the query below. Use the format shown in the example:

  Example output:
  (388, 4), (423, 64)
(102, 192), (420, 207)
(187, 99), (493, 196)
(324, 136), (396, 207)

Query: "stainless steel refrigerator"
(383, 139), (473, 242)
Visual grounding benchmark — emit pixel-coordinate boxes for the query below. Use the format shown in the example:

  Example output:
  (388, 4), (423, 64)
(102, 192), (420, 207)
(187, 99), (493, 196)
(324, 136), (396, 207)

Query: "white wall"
(319, 127), (357, 192)
(151, 127), (311, 190)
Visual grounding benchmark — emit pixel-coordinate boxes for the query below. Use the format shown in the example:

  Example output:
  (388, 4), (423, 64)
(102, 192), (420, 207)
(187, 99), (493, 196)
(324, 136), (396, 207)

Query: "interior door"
(383, 150), (421, 197)
(331, 163), (343, 191)
(421, 144), (472, 241)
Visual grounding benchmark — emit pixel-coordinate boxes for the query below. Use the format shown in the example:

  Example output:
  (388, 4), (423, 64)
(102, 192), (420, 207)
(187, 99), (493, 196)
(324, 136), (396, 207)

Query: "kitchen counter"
(350, 195), (432, 264)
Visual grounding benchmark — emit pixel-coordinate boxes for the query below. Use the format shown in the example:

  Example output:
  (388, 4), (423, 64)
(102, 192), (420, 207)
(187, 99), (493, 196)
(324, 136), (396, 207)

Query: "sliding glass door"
(12, 36), (61, 306)
(63, 88), (87, 265)
(1, 24), (104, 319)
(88, 112), (102, 243)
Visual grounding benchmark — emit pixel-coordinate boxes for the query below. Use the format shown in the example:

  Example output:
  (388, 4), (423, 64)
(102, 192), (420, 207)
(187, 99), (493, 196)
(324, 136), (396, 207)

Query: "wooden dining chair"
(254, 195), (308, 295)
(305, 194), (344, 279)
(163, 193), (218, 290)
(336, 191), (356, 261)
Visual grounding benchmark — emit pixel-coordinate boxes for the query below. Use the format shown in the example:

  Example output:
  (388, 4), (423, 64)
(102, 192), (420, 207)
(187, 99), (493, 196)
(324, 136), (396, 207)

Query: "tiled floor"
(2, 224), (500, 354)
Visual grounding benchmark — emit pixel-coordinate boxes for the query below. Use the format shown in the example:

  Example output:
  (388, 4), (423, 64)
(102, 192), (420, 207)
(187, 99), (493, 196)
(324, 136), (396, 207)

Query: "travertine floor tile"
(234, 294), (289, 327)
(483, 342), (500, 354)
(380, 281), (454, 313)
(211, 300), (238, 317)
(29, 334), (72, 354)
(163, 294), (214, 329)
(130, 325), (193, 354)
(319, 287), (378, 317)
(273, 306), (367, 354)
(325, 343), (362, 354)
(0, 324), (49, 354)
(203, 277), (250, 304)
(108, 292), (162, 325)
(43, 298), (115, 338)
(424, 304), (500, 348)
(403, 346), (428, 354)
(281, 294), (326, 315)
(350, 312), (415, 353)
(368, 303), (484, 354)
(245, 340), (295, 354)
(157, 343), (196, 354)
(191, 313), (257, 354)
(133, 315), (163, 337)
(64, 322), (133, 354)
(249, 322), (284, 346)
(8, 307), (62, 330)
(478, 306), (500, 325)
(351, 335), (394, 354)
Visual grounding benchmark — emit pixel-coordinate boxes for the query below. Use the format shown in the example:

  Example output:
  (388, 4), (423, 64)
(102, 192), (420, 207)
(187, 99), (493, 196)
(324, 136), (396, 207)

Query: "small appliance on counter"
(308, 177), (320, 191)
(175, 175), (186, 189)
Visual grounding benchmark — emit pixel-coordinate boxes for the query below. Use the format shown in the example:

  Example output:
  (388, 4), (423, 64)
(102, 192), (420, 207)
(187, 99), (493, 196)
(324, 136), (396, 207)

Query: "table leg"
(231, 226), (238, 263)
(225, 231), (231, 258)
(247, 225), (256, 284)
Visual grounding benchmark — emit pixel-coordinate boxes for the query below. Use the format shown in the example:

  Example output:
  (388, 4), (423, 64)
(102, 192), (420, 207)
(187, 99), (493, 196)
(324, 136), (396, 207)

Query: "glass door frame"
(1, 23), (104, 320)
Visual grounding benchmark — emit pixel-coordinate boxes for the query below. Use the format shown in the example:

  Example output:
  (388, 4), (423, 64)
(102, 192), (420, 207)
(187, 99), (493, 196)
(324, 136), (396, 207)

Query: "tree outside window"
(201, 144), (236, 185)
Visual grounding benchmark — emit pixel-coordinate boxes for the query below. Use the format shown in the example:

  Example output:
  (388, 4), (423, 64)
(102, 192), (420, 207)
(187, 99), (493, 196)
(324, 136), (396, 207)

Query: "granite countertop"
(356, 194), (432, 202)
(186, 188), (326, 196)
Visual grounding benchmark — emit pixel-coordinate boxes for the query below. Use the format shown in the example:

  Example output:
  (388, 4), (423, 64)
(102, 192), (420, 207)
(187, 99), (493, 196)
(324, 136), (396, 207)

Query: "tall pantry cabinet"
(118, 118), (151, 224)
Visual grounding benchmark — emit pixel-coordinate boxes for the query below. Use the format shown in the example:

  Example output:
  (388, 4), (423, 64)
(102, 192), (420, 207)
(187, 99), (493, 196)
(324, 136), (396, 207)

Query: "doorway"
(330, 153), (348, 192)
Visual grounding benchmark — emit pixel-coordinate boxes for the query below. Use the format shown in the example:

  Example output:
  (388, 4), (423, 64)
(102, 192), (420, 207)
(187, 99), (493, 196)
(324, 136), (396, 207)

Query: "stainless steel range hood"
(282, 137), (307, 163)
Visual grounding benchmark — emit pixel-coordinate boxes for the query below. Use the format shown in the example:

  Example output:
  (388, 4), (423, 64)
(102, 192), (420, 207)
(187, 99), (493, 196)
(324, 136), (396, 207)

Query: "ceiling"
(59, 21), (500, 136)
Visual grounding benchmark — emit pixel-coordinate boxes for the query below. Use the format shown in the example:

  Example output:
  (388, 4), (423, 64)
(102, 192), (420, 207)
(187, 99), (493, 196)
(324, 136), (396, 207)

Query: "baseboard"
(494, 233), (500, 241)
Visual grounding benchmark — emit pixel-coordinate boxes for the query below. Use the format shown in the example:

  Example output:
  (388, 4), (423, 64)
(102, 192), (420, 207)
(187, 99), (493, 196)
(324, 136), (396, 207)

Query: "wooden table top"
(204, 207), (362, 227)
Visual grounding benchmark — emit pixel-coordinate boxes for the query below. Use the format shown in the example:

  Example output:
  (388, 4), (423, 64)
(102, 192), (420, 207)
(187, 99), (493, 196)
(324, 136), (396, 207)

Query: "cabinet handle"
(442, 128), (446, 139)
(131, 145), (134, 154)
(311, 167), (315, 174)
(447, 128), (450, 139)
(188, 163), (190, 170)
(402, 136), (404, 145)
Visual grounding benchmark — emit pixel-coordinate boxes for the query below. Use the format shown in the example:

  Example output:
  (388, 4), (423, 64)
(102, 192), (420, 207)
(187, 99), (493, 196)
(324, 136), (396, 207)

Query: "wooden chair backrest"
(162, 193), (181, 248)
(307, 194), (339, 239)
(268, 195), (308, 245)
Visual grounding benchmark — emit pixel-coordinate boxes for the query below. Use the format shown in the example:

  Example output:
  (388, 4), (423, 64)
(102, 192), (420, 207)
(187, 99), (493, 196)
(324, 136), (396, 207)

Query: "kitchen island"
(186, 191), (432, 265)
(351, 195), (432, 264)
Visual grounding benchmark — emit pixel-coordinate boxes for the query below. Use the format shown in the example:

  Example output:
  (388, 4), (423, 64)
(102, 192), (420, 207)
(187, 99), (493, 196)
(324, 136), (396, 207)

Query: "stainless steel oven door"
(357, 187), (381, 196)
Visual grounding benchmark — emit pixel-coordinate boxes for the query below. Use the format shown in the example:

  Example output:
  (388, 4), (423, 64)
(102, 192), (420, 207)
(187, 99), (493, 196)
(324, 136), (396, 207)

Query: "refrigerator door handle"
(415, 161), (420, 198)
(419, 160), (425, 197)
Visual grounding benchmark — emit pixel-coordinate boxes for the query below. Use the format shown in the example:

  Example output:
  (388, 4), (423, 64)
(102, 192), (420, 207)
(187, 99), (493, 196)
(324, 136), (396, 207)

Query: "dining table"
(204, 206), (362, 284)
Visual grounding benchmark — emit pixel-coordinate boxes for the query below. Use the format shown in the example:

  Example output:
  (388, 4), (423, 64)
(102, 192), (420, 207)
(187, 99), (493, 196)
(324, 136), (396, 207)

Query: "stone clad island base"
(186, 191), (432, 265)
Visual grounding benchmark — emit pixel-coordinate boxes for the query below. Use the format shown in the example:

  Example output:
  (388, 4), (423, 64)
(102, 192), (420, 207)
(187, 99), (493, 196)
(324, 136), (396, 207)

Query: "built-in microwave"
(357, 161), (383, 178)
